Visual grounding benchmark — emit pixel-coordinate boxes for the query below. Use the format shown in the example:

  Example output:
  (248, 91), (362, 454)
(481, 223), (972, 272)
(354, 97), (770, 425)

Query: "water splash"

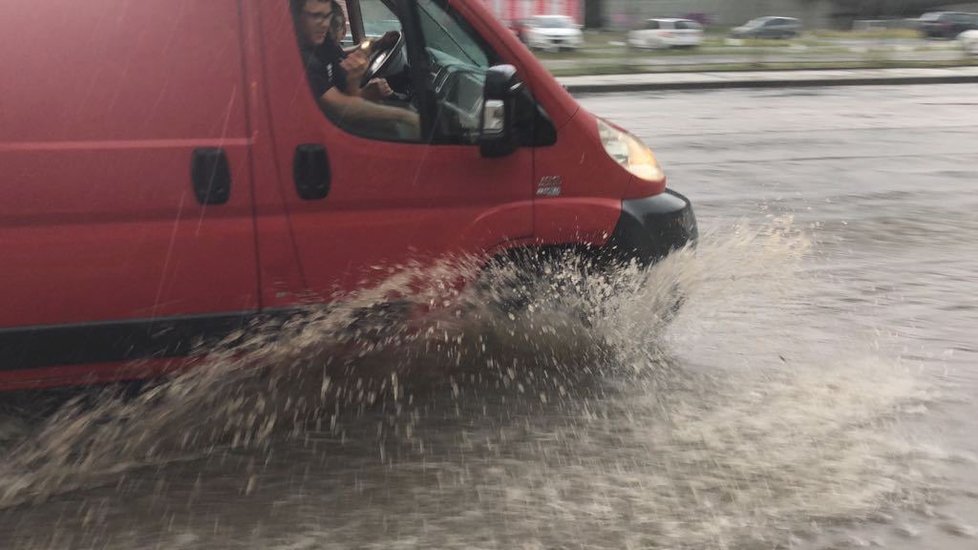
(0, 219), (951, 550)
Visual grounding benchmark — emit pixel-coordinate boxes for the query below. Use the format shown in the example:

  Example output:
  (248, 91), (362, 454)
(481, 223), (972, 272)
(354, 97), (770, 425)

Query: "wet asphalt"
(1, 83), (977, 549)
(582, 83), (978, 548)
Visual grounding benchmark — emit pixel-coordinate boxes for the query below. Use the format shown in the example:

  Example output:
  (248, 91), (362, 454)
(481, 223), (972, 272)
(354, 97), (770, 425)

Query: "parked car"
(730, 16), (801, 39)
(0, 0), (696, 390)
(917, 12), (978, 39)
(523, 15), (584, 51)
(628, 18), (704, 49)
(959, 29), (978, 54)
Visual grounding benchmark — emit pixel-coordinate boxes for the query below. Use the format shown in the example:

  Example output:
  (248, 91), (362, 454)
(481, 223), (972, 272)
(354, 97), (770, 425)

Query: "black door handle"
(191, 148), (232, 205)
(293, 144), (331, 200)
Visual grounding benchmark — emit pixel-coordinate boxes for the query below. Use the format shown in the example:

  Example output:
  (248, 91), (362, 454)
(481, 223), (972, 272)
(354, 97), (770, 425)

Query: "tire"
(478, 247), (687, 328)
(477, 249), (595, 316)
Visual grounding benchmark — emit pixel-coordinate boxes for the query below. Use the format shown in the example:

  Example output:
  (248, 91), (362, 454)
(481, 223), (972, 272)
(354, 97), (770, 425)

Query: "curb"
(559, 73), (978, 93)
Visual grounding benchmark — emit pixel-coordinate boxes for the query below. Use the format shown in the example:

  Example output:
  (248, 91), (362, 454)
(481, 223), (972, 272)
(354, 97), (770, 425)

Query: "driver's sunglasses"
(303, 10), (339, 26)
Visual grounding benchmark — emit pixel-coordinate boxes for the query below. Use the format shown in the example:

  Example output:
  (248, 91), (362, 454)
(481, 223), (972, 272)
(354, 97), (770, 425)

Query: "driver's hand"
(362, 78), (393, 101)
(371, 31), (400, 53)
(340, 50), (368, 94)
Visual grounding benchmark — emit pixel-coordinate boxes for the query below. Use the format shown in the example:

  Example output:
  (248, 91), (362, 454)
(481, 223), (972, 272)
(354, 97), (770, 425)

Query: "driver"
(291, 0), (419, 135)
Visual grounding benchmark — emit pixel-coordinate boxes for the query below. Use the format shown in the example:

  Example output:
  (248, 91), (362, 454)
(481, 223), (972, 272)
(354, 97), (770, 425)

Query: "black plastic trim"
(0, 313), (260, 371)
(191, 148), (232, 205)
(605, 189), (698, 266)
(293, 144), (331, 200)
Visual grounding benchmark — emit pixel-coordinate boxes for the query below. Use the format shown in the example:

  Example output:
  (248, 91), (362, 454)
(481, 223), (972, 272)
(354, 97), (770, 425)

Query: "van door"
(0, 0), (259, 370)
(256, 0), (533, 302)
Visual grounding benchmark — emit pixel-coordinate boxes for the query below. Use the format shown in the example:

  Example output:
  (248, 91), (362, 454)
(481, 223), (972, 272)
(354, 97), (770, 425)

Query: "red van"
(0, 0), (696, 391)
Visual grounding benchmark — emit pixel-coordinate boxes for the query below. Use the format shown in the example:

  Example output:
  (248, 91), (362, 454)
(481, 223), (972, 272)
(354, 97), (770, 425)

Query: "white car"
(524, 15), (583, 52)
(628, 18), (704, 49)
(959, 29), (978, 55)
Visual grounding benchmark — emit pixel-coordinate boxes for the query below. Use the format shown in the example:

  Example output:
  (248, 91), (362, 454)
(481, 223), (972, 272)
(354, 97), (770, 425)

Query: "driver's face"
(299, 1), (333, 46)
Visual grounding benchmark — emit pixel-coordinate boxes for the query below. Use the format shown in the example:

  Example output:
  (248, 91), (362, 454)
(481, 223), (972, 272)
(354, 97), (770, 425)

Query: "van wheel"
(480, 251), (691, 338)
(476, 248), (608, 321)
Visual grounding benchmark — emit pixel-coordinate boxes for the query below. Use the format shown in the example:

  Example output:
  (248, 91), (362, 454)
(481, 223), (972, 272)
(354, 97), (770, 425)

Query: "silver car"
(524, 15), (584, 52)
(628, 18), (705, 50)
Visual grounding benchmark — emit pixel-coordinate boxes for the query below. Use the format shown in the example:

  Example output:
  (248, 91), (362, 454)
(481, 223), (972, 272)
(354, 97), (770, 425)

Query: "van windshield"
(418, 0), (488, 67)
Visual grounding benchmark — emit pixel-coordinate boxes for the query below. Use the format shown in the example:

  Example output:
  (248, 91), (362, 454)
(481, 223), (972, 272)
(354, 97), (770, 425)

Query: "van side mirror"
(479, 64), (523, 158)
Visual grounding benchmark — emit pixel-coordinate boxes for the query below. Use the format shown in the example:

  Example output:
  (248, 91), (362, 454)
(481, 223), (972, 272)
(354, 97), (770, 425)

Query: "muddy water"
(1, 84), (977, 549)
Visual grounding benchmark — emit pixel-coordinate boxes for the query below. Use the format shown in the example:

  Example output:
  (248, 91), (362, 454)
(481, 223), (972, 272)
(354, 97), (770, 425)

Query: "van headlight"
(597, 118), (664, 182)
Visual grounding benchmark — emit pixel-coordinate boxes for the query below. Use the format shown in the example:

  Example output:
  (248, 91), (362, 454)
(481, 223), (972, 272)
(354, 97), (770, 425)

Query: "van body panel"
(0, 0), (698, 389)
(0, 149), (257, 327)
(237, 1), (310, 309)
(252, 1), (533, 301)
(534, 197), (623, 246)
(0, 1), (259, 325)
(0, 0), (251, 143)
(532, 109), (630, 245)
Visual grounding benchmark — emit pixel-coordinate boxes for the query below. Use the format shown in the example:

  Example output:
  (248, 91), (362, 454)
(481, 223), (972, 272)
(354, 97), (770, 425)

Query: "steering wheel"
(360, 31), (405, 88)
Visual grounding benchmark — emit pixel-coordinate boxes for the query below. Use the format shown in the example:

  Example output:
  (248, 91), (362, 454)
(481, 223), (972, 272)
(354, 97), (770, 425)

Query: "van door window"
(416, 0), (496, 144)
(293, 0), (419, 142)
(293, 0), (497, 145)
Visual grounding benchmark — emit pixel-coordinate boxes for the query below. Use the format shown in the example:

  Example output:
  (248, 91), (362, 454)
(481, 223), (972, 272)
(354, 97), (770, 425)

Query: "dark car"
(730, 16), (801, 39)
(917, 12), (978, 39)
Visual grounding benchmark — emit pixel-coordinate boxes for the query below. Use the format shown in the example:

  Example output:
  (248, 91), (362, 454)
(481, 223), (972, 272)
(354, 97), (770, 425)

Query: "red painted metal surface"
(0, 0), (260, 329)
(253, 0), (535, 302)
(0, 0), (636, 389)
(532, 109), (632, 246)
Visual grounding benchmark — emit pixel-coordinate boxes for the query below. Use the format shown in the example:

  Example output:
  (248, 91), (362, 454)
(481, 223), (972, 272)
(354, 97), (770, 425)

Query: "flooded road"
(2, 83), (977, 549)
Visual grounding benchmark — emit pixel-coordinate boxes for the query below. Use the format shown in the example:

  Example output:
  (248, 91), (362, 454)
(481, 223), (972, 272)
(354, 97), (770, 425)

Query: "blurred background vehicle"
(627, 18), (704, 50)
(959, 29), (978, 54)
(730, 16), (802, 39)
(509, 18), (529, 42)
(916, 11), (978, 39)
(524, 14), (583, 52)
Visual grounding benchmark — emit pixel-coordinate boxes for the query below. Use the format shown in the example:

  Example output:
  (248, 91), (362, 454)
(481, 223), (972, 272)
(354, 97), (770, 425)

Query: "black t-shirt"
(301, 41), (348, 98)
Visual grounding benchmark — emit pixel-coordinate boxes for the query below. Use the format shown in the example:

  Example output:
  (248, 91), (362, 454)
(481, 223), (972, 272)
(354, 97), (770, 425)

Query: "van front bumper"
(605, 189), (698, 265)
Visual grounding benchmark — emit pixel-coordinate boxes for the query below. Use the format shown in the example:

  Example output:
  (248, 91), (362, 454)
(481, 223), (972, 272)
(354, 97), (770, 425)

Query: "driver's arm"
(317, 87), (419, 133)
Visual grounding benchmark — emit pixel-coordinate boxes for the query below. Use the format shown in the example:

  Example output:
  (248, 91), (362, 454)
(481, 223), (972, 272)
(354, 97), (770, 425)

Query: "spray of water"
(0, 218), (953, 549)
